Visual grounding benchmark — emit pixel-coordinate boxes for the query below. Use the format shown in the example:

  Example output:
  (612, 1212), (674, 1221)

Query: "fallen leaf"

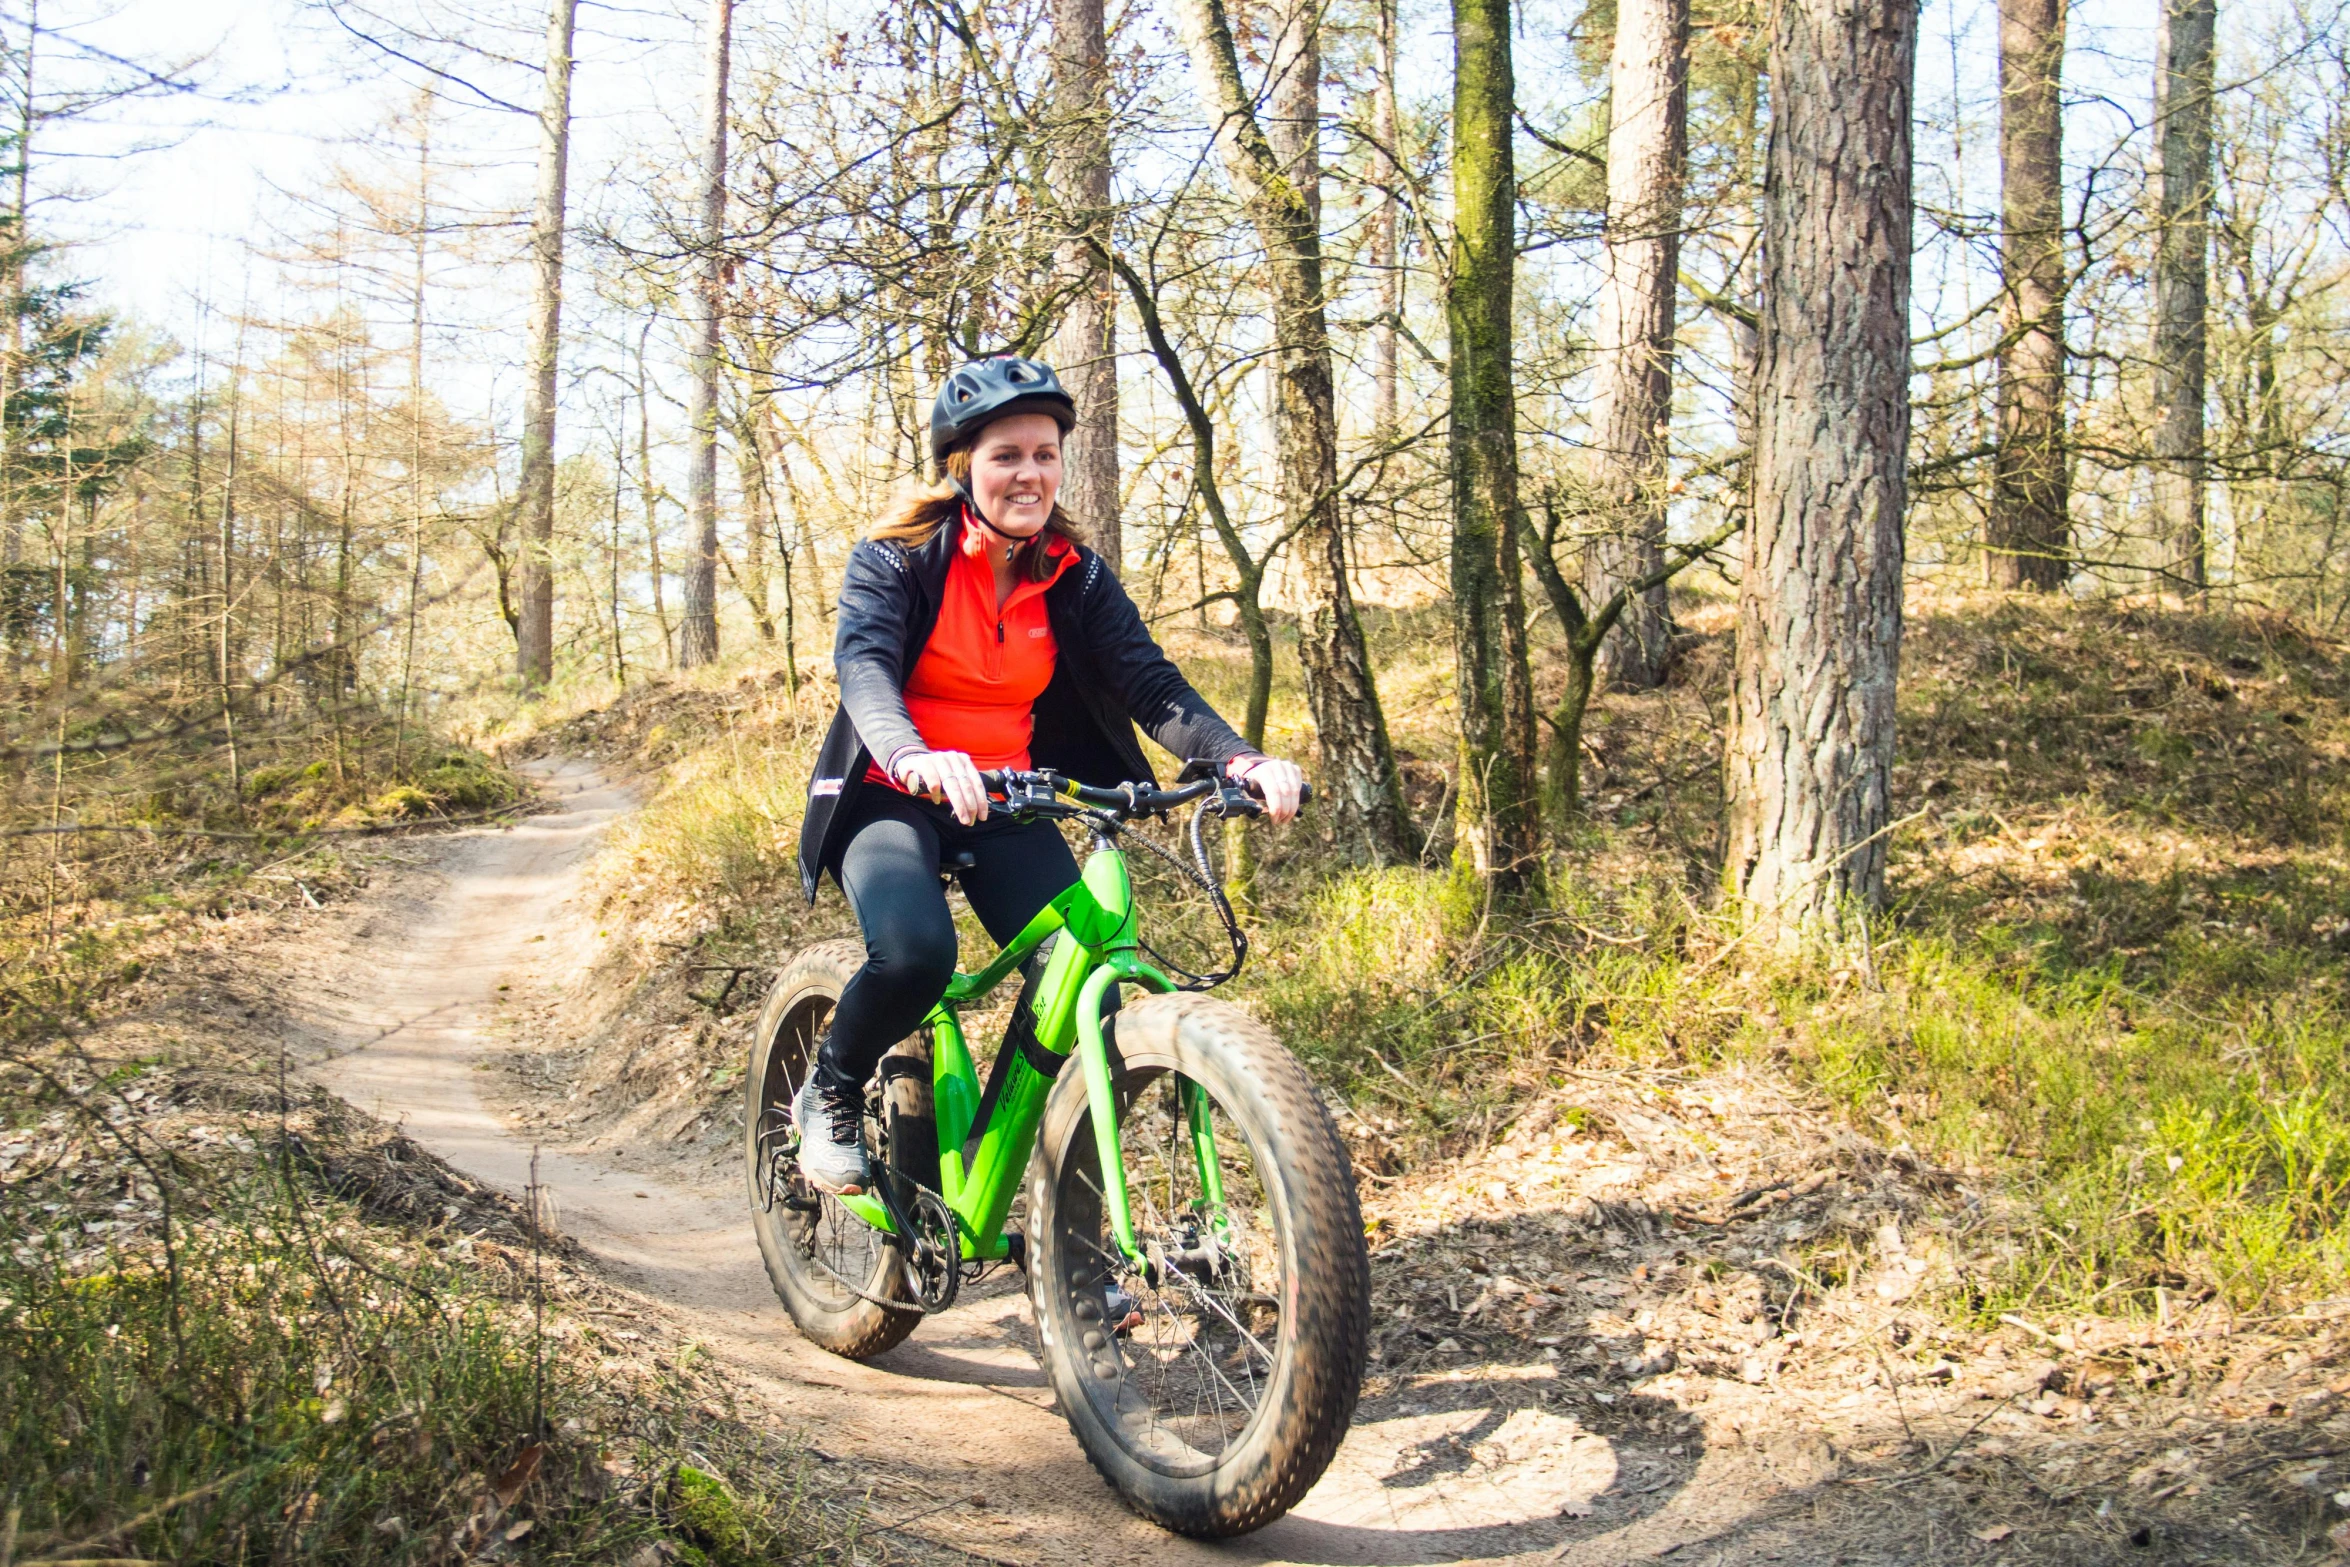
(492, 1443), (545, 1508)
(503, 1519), (535, 1543)
(1973, 1525), (2013, 1543)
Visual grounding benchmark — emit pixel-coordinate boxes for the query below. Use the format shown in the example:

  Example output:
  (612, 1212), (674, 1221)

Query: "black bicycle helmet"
(930, 355), (1078, 465)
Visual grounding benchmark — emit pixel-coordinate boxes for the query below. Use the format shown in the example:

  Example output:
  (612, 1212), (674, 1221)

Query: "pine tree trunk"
(733, 401), (776, 641)
(1177, 0), (1410, 859)
(1448, 0), (1538, 882)
(1049, 0), (1119, 570)
(514, 0), (576, 690)
(1986, 0), (2068, 591)
(2152, 0), (2214, 592)
(1722, 0), (1915, 943)
(1371, 0), (1401, 440)
(634, 326), (672, 665)
(1584, 0), (1688, 691)
(678, 0), (733, 668)
(2, 8), (35, 573)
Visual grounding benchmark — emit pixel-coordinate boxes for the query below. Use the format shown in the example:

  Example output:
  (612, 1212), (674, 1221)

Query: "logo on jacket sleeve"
(812, 778), (844, 797)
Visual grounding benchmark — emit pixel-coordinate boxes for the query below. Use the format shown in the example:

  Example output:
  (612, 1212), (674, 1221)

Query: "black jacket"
(797, 516), (1256, 902)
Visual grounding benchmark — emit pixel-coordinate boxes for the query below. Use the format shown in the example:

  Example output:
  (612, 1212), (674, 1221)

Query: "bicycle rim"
(1052, 1067), (1288, 1475)
(758, 991), (897, 1310)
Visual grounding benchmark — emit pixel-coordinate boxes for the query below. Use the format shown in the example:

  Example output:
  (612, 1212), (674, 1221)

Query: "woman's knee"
(864, 908), (958, 993)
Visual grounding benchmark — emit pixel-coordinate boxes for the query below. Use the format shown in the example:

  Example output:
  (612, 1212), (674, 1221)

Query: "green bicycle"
(743, 767), (1369, 1537)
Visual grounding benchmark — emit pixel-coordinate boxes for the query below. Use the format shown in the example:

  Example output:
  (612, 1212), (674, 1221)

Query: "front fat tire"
(743, 939), (921, 1360)
(1026, 993), (1370, 1538)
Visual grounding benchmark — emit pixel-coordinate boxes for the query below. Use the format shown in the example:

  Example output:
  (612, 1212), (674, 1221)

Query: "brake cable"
(1106, 798), (1249, 991)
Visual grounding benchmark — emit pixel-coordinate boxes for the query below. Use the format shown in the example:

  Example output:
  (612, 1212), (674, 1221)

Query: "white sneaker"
(793, 1074), (870, 1195)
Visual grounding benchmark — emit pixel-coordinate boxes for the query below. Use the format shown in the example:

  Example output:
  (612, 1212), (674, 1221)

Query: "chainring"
(903, 1183), (962, 1313)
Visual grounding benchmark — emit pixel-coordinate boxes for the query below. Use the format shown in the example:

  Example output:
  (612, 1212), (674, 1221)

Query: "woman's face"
(967, 413), (1062, 538)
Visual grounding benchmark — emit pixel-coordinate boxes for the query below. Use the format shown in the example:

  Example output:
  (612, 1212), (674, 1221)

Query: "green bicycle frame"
(831, 834), (1187, 1266)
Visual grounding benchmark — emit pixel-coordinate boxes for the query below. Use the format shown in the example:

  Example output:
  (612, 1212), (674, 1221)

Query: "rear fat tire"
(743, 940), (921, 1360)
(1025, 993), (1371, 1537)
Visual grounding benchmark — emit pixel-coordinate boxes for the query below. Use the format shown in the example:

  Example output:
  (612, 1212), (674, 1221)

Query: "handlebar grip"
(1234, 769), (1313, 805)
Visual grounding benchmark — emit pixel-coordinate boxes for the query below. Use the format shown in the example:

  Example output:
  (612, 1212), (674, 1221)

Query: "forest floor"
(279, 588), (2350, 1564)
(19, 589), (2350, 1564)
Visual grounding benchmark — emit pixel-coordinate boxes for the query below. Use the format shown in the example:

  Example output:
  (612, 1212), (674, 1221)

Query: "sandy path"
(301, 759), (1686, 1567)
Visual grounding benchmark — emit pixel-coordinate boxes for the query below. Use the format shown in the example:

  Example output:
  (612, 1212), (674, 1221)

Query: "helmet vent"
(928, 355), (1077, 464)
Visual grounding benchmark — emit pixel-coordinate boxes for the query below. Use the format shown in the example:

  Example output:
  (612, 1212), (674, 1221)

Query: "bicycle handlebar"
(975, 766), (1311, 822)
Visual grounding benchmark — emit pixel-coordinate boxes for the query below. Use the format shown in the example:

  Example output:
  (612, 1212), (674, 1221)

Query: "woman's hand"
(1230, 755), (1306, 825)
(893, 748), (989, 825)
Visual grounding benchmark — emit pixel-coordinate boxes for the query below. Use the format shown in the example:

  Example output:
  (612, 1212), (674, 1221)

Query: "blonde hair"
(867, 446), (1088, 584)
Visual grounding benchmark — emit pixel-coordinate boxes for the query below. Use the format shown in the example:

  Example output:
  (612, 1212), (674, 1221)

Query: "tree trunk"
(1584, 0), (1689, 690)
(678, 0), (733, 668)
(1986, 0), (2068, 591)
(514, 0), (576, 690)
(1049, 0), (1119, 570)
(396, 105), (430, 777)
(731, 389), (776, 641)
(634, 325), (672, 664)
(3, 3), (36, 572)
(1371, 0), (1401, 440)
(2151, 0), (2214, 593)
(1448, 0), (1538, 883)
(1176, 0), (1411, 859)
(1722, 0), (1915, 944)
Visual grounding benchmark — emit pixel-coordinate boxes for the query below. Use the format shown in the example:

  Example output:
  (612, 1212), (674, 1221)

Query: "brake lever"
(1210, 781), (1265, 818)
(993, 772), (1074, 819)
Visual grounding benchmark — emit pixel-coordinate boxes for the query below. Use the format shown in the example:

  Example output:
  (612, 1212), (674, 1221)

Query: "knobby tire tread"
(1029, 992), (1370, 1537)
(745, 940), (920, 1361)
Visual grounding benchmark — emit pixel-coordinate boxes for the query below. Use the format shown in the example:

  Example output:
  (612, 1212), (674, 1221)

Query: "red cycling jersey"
(866, 519), (1078, 787)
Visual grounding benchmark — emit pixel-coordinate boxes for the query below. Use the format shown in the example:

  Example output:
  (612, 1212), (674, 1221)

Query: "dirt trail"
(298, 759), (1722, 1567)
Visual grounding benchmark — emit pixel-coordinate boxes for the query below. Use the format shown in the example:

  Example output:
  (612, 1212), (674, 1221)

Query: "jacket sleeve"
(1075, 553), (1259, 769)
(833, 540), (927, 768)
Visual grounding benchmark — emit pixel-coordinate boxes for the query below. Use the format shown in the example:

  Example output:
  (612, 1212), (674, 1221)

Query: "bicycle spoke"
(1053, 1066), (1285, 1467)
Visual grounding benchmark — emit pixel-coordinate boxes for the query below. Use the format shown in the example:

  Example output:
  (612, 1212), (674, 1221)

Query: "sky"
(37, 0), (2169, 313)
(14, 0), (2185, 459)
(26, 0), (705, 370)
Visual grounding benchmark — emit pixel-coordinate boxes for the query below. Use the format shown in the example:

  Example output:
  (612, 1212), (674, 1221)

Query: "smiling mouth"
(1005, 492), (1042, 506)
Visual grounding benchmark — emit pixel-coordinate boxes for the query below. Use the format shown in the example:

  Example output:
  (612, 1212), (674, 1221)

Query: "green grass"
(597, 726), (809, 916)
(566, 590), (2350, 1319)
(0, 1097), (832, 1564)
(1239, 593), (2350, 1316)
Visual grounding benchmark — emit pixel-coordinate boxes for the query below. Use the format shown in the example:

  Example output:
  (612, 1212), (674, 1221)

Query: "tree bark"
(514, 0), (577, 690)
(3, 2), (36, 572)
(1176, 0), (1411, 859)
(1986, 0), (2068, 591)
(733, 402), (776, 640)
(678, 0), (733, 668)
(1371, 0), (1401, 440)
(1448, 0), (1538, 882)
(2151, 0), (2214, 592)
(1722, 0), (1915, 943)
(635, 325), (673, 665)
(1049, 0), (1119, 571)
(1584, 0), (1688, 690)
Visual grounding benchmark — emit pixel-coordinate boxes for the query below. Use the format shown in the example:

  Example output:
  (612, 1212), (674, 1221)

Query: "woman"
(793, 355), (1306, 1194)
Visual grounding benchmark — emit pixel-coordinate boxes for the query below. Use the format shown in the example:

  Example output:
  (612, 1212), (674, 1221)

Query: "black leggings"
(816, 787), (1080, 1091)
